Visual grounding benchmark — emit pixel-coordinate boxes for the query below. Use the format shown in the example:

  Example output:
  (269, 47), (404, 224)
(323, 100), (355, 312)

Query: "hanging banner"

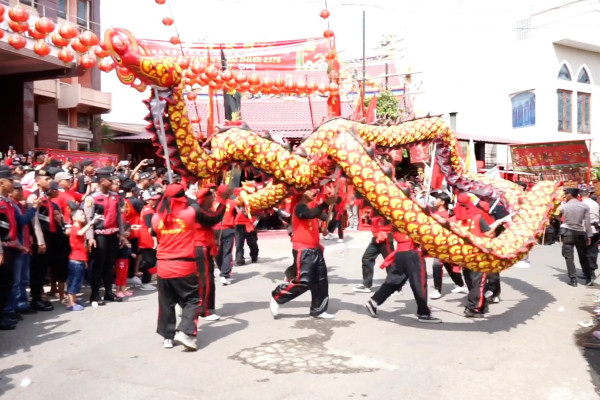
(510, 140), (589, 171)
(36, 148), (119, 168)
(138, 37), (330, 71)
(409, 143), (431, 164)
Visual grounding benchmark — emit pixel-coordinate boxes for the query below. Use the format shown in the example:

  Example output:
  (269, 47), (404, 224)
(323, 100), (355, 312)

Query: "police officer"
(84, 167), (125, 305)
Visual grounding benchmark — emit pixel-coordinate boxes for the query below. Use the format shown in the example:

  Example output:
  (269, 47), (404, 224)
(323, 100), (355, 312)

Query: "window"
(511, 92), (536, 128)
(484, 144), (498, 168)
(77, 142), (90, 152)
(58, 109), (69, 125)
(20, 0), (34, 5)
(58, 141), (69, 150)
(557, 89), (572, 132)
(577, 92), (591, 133)
(578, 68), (590, 84)
(58, 0), (67, 18)
(516, 18), (531, 41)
(77, 0), (90, 27)
(558, 64), (571, 81)
(77, 113), (89, 128)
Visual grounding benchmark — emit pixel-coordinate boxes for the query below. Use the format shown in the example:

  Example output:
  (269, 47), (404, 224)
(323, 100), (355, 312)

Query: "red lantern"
(162, 17), (173, 26)
(33, 40), (51, 56)
(262, 77), (272, 87)
(98, 58), (115, 72)
(275, 76), (285, 88)
(169, 35), (180, 45)
(234, 72), (247, 84)
(59, 23), (78, 40)
(328, 82), (339, 93)
(296, 81), (307, 93)
(221, 70), (232, 81)
(317, 82), (327, 93)
(248, 73), (260, 86)
(187, 92), (197, 100)
(8, 5), (30, 23)
(205, 65), (218, 79)
(307, 81), (317, 93)
(155, 0), (166, 4)
(80, 53), (97, 68)
(71, 38), (88, 53)
(209, 80), (222, 90)
(184, 69), (196, 80)
(8, 34), (27, 50)
(191, 117), (200, 124)
(28, 26), (47, 39)
(51, 32), (70, 47)
(284, 80), (296, 92)
(79, 31), (99, 47)
(319, 9), (330, 19)
(0, 31), (4, 40)
(9, 20), (29, 33)
(177, 56), (190, 70)
(94, 43), (110, 58)
(0, 5), (5, 22)
(191, 61), (205, 74)
(323, 29), (335, 38)
(239, 82), (251, 91)
(35, 17), (55, 34)
(58, 48), (75, 63)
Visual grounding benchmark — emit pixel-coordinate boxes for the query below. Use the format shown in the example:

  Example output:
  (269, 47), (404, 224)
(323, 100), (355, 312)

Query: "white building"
(402, 0), (600, 166)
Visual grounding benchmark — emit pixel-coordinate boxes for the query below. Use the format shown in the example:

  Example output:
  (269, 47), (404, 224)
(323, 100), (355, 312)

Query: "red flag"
(430, 160), (444, 190)
(352, 86), (365, 121)
(365, 94), (377, 123)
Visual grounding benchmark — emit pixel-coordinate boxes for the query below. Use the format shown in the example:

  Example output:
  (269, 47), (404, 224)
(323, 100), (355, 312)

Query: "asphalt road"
(0, 230), (598, 400)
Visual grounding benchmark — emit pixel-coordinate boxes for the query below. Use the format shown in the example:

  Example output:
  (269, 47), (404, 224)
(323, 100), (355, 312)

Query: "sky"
(99, 0), (541, 124)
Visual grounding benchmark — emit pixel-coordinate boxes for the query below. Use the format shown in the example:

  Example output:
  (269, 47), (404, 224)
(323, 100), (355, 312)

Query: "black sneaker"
(365, 299), (378, 318)
(16, 307), (37, 315)
(585, 280), (594, 286)
(417, 315), (442, 323)
(464, 309), (485, 318)
(568, 278), (578, 287)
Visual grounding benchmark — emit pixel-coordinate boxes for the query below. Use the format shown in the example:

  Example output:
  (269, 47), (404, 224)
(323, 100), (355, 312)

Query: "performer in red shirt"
(353, 213), (394, 293)
(214, 196), (237, 285)
(233, 188), (259, 266)
(365, 187), (442, 323)
(193, 186), (229, 321)
(152, 183), (232, 351)
(270, 189), (336, 319)
(428, 190), (467, 299)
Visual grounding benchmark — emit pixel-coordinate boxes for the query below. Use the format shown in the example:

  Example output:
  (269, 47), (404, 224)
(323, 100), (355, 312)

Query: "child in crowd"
(66, 209), (100, 311)
(115, 224), (134, 298)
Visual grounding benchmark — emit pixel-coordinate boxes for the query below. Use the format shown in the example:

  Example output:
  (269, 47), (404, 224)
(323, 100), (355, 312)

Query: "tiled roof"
(455, 132), (523, 145)
(186, 96), (355, 134)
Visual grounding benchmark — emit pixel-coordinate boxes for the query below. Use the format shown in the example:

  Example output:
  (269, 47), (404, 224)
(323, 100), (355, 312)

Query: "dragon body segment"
(105, 28), (562, 272)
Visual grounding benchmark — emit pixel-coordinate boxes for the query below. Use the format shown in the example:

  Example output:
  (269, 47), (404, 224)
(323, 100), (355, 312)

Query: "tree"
(364, 90), (399, 120)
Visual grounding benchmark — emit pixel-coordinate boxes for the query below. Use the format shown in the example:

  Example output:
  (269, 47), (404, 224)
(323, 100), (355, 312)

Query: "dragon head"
(104, 27), (182, 90)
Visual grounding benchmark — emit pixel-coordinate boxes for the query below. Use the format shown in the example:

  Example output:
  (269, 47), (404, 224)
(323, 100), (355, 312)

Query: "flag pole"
(425, 142), (437, 204)
(152, 87), (174, 183)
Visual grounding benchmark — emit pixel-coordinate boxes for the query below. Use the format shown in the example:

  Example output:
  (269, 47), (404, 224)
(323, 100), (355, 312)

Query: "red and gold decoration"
(102, 27), (563, 273)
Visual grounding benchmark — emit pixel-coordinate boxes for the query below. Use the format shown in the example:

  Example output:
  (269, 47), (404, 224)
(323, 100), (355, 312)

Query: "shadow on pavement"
(0, 364), (33, 396)
(347, 276), (556, 333)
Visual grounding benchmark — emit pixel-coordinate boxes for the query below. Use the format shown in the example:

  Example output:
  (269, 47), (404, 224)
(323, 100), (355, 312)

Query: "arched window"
(558, 64), (571, 80)
(578, 68), (590, 84)
(512, 92), (536, 128)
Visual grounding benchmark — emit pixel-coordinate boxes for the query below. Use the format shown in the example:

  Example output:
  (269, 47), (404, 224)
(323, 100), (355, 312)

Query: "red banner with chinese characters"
(409, 143), (431, 164)
(36, 148), (119, 168)
(138, 37), (330, 71)
(510, 140), (589, 171)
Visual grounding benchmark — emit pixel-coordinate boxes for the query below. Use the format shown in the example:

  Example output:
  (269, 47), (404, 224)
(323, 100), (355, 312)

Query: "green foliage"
(364, 90), (399, 120)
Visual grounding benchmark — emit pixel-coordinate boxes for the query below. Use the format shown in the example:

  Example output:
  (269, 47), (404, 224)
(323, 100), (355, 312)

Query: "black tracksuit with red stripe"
(272, 201), (330, 317)
(361, 216), (394, 288)
(371, 233), (431, 317)
(462, 215), (491, 314)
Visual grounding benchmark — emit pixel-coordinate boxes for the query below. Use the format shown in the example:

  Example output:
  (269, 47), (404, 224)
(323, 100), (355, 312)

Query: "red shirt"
(151, 206), (197, 279)
(219, 200), (237, 229)
(291, 202), (321, 250)
(69, 225), (88, 262)
(138, 205), (155, 249)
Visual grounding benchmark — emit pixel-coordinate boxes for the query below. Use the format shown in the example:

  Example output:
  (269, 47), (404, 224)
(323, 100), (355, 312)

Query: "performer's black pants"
(588, 232), (600, 271)
(272, 248), (329, 317)
(371, 250), (430, 316)
(0, 248), (16, 314)
(90, 234), (119, 301)
(195, 246), (216, 317)
(157, 273), (200, 339)
(361, 236), (394, 288)
(48, 232), (69, 283)
(139, 248), (156, 284)
(485, 273), (501, 298)
(561, 229), (592, 278)
(463, 268), (488, 313)
(127, 237), (139, 279)
(432, 259), (464, 292)
(234, 225), (259, 264)
(215, 228), (235, 278)
(31, 233), (60, 301)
